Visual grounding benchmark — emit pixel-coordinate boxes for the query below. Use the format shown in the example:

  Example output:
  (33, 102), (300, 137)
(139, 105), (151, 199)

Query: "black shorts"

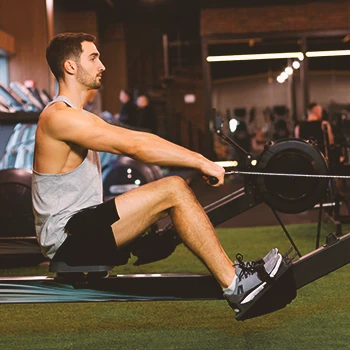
(53, 199), (125, 266)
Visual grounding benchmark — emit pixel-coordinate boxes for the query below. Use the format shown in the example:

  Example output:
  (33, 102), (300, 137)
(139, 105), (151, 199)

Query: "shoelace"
(235, 253), (264, 280)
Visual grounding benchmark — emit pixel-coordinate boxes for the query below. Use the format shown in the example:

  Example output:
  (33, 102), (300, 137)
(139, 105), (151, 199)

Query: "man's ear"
(64, 59), (77, 75)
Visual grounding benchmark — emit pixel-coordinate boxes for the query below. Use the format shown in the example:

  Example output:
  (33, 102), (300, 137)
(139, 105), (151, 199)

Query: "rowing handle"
(208, 176), (219, 185)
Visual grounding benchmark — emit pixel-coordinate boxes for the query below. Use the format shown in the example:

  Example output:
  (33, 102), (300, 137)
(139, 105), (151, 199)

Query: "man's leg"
(112, 176), (235, 288)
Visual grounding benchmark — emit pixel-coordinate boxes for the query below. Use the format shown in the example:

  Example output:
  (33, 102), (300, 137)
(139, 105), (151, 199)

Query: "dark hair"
(46, 32), (96, 81)
(121, 89), (132, 99)
(138, 93), (150, 100)
(307, 102), (319, 111)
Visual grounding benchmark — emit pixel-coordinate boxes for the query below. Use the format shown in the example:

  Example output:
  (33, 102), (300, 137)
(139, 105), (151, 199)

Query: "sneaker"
(224, 252), (282, 308)
(262, 247), (279, 263)
(237, 247), (278, 268)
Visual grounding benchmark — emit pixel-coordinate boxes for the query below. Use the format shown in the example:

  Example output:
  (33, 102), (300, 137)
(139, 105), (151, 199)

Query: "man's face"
(76, 41), (105, 89)
(313, 105), (323, 120)
(137, 96), (148, 108)
(119, 90), (130, 103)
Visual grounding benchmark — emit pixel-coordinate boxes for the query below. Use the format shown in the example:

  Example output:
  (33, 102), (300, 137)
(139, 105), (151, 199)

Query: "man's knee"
(162, 175), (194, 200)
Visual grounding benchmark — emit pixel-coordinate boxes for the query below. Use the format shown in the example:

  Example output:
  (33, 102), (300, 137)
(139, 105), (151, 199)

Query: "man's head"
(119, 89), (132, 103)
(307, 102), (323, 120)
(137, 95), (150, 108)
(46, 32), (105, 88)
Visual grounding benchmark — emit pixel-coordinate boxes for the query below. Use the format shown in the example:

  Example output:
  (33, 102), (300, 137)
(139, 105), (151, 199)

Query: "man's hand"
(201, 161), (225, 186)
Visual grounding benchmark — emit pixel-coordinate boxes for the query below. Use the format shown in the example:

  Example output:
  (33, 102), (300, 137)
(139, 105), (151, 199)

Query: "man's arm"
(44, 108), (225, 184)
(294, 125), (300, 138)
(322, 121), (334, 145)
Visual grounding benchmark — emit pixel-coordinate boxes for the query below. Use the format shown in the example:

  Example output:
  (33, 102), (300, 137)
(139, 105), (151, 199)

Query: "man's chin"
(91, 82), (102, 89)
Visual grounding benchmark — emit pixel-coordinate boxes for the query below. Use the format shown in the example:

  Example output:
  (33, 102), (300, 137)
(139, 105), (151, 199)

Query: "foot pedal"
(234, 254), (297, 321)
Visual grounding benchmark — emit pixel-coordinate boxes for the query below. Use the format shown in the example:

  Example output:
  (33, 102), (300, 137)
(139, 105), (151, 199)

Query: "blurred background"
(2, 0), (350, 266)
(0, 0), (350, 159)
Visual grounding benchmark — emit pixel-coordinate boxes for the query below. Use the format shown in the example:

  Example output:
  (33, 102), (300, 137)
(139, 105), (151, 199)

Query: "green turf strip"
(1, 223), (350, 349)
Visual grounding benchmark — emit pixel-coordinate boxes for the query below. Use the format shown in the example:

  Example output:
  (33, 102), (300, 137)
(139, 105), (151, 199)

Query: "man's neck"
(58, 83), (88, 110)
(307, 114), (320, 122)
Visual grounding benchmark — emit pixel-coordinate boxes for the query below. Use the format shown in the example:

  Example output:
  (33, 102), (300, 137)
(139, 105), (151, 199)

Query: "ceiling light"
(306, 50), (350, 58)
(292, 61), (300, 69)
(285, 67), (293, 75)
(281, 72), (288, 80)
(206, 52), (303, 62)
(206, 50), (350, 62)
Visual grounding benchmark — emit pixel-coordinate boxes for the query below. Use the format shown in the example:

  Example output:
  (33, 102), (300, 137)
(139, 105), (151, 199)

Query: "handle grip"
(208, 176), (219, 185)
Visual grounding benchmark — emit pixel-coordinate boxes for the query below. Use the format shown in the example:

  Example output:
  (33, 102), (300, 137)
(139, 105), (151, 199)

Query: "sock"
(223, 274), (238, 296)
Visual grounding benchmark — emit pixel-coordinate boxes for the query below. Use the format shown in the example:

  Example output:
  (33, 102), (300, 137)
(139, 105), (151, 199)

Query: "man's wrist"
(195, 154), (211, 173)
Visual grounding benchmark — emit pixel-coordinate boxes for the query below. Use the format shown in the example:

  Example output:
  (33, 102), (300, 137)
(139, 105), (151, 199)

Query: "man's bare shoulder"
(39, 102), (83, 126)
(40, 103), (101, 137)
(37, 102), (133, 151)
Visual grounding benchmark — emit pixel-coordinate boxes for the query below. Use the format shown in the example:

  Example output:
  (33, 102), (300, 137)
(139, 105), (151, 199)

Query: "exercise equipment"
(0, 169), (35, 238)
(9, 81), (44, 111)
(0, 84), (25, 112)
(102, 155), (163, 200)
(1, 231), (349, 322)
(0, 168), (43, 267)
(205, 112), (345, 256)
(2, 109), (350, 321)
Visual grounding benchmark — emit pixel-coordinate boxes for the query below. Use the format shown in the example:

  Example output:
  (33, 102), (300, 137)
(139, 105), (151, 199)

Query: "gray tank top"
(32, 96), (103, 259)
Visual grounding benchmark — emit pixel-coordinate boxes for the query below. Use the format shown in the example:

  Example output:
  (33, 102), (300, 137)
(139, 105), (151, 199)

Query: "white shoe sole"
(241, 253), (283, 304)
(269, 253), (282, 278)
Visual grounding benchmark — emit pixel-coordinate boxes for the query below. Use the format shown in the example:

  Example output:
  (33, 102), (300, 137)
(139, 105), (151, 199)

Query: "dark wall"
(0, 0), (50, 90)
(201, 0), (350, 36)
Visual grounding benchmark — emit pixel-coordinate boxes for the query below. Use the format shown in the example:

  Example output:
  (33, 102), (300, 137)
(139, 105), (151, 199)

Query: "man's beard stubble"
(76, 63), (101, 90)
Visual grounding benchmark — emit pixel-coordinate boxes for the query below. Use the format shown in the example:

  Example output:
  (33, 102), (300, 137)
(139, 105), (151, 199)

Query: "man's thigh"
(112, 176), (189, 247)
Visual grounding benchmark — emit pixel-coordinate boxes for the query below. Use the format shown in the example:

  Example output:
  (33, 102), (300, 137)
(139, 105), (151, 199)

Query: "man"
(295, 102), (334, 155)
(32, 32), (282, 312)
(135, 94), (157, 134)
(295, 102), (346, 195)
(116, 89), (137, 127)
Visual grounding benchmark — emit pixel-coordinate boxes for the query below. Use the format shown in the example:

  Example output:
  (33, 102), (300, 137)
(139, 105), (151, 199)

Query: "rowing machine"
(0, 110), (340, 266)
(129, 112), (335, 265)
(2, 110), (350, 321)
(1, 231), (349, 321)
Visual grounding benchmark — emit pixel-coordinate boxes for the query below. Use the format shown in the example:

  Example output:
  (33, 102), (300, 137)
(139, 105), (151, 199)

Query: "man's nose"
(99, 61), (106, 72)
